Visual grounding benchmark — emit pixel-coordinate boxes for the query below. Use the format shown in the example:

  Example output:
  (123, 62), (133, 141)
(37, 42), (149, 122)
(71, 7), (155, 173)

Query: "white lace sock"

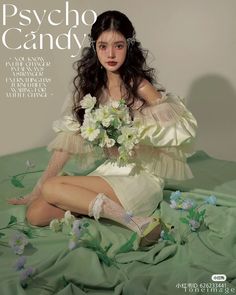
(88, 193), (152, 236)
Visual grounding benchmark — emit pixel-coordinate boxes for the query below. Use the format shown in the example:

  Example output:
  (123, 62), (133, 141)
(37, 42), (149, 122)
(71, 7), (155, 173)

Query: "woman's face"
(96, 30), (127, 73)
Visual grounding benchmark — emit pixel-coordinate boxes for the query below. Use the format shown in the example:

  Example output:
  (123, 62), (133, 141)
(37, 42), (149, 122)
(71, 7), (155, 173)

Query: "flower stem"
(0, 222), (25, 231)
(13, 170), (44, 178)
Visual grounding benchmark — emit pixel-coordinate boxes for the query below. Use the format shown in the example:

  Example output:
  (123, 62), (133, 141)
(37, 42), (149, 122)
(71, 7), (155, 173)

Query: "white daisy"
(80, 121), (100, 141)
(80, 94), (96, 111)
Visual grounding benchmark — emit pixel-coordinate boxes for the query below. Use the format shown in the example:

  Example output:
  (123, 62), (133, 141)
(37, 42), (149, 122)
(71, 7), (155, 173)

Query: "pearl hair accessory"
(88, 34), (96, 52)
(126, 33), (136, 47)
(88, 33), (136, 52)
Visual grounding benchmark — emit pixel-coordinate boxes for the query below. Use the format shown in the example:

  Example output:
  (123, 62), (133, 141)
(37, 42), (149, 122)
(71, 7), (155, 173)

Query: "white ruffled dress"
(47, 92), (197, 216)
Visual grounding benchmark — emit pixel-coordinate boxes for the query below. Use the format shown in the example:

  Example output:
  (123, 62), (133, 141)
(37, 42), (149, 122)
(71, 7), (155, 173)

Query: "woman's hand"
(7, 150), (70, 206)
(7, 182), (42, 205)
(7, 192), (40, 205)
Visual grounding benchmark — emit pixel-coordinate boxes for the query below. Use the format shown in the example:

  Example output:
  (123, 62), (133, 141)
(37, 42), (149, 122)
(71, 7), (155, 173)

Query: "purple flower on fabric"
(170, 191), (182, 201)
(205, 195), (217, 205)
(9, 231), (28, 255)
(182, 199), (196, 210)
(14, 256), (26, 271)
(19, 266), (35, 283)
(72, 219), (82, 238)
(189, 219), (200, 231)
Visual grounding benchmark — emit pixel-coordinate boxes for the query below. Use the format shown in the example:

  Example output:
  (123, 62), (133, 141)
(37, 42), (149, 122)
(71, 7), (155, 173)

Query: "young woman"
(8, 10), (197, 246)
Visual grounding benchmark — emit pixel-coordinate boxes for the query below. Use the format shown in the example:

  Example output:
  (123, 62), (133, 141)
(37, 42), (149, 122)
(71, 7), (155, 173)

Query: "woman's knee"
(26, 198), (65, 226)
(41, 177), (61, 204)
(26, 199), (49, 226)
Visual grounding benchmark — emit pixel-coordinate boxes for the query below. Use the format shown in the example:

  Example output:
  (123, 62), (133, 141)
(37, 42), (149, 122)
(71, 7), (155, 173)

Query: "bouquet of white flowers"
(80, 94), (141, 165)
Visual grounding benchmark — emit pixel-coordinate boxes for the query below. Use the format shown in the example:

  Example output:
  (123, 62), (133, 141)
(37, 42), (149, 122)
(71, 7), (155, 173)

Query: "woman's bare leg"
(40, 176), (156, 234)
(41, 176), (120, 214)
(26, 175), (161, 246)
(26, 175), (120, 226)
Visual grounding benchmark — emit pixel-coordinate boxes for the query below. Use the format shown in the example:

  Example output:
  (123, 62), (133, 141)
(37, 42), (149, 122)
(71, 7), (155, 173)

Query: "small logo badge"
(211, 274), (227, 281)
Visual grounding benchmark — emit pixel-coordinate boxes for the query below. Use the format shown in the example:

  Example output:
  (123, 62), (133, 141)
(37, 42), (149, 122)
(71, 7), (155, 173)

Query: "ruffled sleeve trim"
(47, 113), (105, 169)
(130, 145), (194, 180)
(47, 131), (94, 155)
(47, 131), (105, 170)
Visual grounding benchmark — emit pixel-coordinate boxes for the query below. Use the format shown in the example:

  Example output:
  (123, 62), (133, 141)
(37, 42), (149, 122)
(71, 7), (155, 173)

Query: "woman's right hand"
(7, 192), (40, 205)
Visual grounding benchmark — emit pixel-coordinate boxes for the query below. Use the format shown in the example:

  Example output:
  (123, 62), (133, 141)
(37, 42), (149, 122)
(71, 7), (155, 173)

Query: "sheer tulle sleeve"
(132, 92), (198, 180)
(47, 95), (104, 169)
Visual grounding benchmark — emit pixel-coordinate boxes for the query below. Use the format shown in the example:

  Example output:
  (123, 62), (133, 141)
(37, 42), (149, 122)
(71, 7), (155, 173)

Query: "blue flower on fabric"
(72, 219), (82, 238)
(68, 219), (83, 250)
(170, 191), (182, 201)
(9, 231), (28, 255)
(14, 256), (27, 271)
(205, 195), (217, 205)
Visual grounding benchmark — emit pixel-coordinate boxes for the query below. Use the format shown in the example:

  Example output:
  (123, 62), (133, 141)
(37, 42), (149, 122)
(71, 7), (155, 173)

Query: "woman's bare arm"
(8, 150), (71, 205)
(137, 79), (162, 105)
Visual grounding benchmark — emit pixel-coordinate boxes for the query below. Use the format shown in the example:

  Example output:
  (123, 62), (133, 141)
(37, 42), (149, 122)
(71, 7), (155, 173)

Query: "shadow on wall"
(186, 74), (236, 162)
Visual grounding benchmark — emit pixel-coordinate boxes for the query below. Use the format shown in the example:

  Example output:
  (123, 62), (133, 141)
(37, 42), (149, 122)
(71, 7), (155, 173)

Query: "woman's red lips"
(107, 61), (117, 66)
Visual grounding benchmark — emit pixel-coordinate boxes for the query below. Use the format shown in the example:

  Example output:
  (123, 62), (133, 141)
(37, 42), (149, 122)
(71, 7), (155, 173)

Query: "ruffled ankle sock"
(88, 193), (153, 236)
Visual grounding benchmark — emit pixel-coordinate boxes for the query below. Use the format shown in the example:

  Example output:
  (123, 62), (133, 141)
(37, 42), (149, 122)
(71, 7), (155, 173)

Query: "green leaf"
(18, 175), (25, 181)
(8, 215), (17, 225)
(21, 228), (34, 238)
(199, 209), (206, 216)
(180, 217), (189, 224)
(116, 232), (137, 254)
(96, 251), (113, 266)
(82, 241), (114, 267)
(188, 208), (196, 218)
(104, 242), (112, 253)
(11, 176), (24, 188)
(82, 222), (90, 228)
(163, 232), (176, 243)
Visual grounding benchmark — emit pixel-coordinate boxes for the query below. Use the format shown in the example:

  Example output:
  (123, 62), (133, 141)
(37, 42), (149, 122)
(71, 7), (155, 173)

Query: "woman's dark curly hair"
(72, 10), (157, 123)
